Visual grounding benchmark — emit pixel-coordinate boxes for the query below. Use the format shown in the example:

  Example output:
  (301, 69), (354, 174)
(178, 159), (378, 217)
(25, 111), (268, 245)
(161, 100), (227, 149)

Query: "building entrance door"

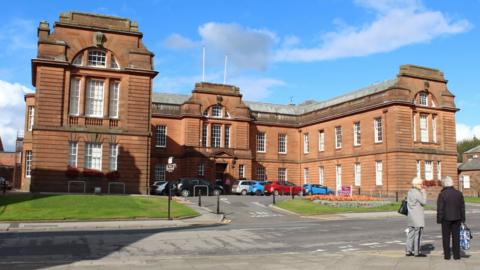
(215, 163), (227, 181)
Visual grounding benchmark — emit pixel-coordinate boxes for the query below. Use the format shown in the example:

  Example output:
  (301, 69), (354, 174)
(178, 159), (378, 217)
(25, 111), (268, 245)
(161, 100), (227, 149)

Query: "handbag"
(460, 223), (473, 250)
(398, 198), (408, 216)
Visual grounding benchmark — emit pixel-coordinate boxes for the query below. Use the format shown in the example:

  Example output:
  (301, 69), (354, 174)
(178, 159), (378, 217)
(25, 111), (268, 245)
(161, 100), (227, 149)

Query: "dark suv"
(175, 178), (222, 197)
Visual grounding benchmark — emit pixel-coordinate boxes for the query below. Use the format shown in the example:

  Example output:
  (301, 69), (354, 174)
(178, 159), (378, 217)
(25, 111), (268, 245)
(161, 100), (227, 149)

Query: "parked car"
(231, 180), (255, 195)
(303, 184), (334, 195)
(150, 181), (173, 195)
(264, 181), (303, 196)
(175, 178), (221, 197)
(249, 181), (266, 195)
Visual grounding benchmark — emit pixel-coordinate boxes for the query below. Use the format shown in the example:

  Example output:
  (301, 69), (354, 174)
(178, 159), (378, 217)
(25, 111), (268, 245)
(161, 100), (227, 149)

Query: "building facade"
(22, 12), (459, 196)
(458, 145), (480, 196)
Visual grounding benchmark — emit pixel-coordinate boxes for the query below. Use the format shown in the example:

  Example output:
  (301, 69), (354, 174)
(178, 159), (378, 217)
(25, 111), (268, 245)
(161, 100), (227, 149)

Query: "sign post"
(166, 157), (176, 220)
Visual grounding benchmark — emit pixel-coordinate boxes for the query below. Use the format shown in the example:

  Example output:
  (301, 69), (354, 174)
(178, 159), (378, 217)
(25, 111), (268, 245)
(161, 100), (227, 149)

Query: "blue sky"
(1, 0), (479, 151)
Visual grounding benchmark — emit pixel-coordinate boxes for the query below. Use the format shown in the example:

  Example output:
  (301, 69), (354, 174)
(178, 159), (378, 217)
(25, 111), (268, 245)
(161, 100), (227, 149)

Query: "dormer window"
(72, 54), (82, 66)
(419, 92), (428, 106)
(212, 104), (222, 118)
(88, 50), (106, 67)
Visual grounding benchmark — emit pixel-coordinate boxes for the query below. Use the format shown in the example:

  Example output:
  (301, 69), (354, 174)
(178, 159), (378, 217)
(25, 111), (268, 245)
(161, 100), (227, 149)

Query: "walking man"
(437, 176), (466, 260)
(406, 177), (427, 257)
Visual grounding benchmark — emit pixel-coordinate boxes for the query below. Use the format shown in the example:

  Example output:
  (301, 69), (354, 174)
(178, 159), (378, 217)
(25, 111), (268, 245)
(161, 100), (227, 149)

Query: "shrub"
(106, 171), (121, 181)
(82, 168), (104, 178)
(65, 166), (80, 179)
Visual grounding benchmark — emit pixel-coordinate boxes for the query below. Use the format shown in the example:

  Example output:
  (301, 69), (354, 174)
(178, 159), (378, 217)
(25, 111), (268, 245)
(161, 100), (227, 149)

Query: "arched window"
(71, 48), (120, 69)
(88, 49), (106, 67)
(211, 104), (222, 118)
(419, 92), (428, 106)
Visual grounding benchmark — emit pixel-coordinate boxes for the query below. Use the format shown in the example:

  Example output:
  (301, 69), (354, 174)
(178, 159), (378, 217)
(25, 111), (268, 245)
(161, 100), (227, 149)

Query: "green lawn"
(0, 194), (198, 221)
(276, 199), (403, 215)
(465, 197), (480, 203)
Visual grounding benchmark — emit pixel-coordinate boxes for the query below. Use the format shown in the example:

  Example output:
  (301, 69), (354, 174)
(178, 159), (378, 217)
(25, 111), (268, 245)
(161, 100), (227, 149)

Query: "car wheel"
(255, 190), (262, 196)
(273, 190), (279, 196)
(213, 189), (221, 196)
(241, 189), (248, 196)
(181, 189), (190, 197)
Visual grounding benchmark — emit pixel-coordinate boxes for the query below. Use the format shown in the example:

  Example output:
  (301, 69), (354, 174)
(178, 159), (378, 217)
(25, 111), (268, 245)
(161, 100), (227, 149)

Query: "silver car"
(231, 180), (255, 195)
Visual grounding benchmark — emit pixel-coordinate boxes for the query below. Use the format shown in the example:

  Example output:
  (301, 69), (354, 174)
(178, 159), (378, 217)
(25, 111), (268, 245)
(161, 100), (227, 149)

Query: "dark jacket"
(436, 187), (465, 224)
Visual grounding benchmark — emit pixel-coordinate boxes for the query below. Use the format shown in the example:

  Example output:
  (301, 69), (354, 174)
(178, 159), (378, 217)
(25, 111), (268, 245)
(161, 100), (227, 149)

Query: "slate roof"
(151, 78), (397, 115)
(459, 158), (480, 171)
(465, 145), (480, 154)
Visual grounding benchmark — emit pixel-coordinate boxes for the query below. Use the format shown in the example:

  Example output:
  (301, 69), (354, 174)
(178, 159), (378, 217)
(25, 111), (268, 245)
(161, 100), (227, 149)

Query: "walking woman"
(437, 176), (466, 260)
(406, 177), (427, 257)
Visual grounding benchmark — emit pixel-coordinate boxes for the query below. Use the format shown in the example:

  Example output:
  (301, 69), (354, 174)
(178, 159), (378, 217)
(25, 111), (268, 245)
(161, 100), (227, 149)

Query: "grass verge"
(276, 199), (403, 215)
(465, 197), (480, 203)
(0, 194), (198, 221)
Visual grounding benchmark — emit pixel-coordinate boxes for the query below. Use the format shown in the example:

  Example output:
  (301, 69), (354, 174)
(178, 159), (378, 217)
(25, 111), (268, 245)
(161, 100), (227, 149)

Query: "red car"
(264, 181), (303, 196)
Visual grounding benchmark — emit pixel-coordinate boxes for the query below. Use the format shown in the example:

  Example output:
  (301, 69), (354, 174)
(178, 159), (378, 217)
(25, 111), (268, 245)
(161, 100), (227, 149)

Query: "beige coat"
(407, 188), (427, 227)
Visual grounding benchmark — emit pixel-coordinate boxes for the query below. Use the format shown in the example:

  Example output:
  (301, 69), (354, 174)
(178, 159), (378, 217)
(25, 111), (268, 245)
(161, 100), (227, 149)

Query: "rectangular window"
(303, 133), (309, 154)
(88, 50), (106, 67)
(198, 163), (205, 176)
(212, 105), (222, 118)
(436, 161), (441, 180)
(156, 125), (167, 147)
(109, 143), (118, 171)
(109, 81), (120, 119)
(432, 115), (437, 143)
(413, 114), (417, 141)
(278, 134), (287, 154)
(202, 123), (208, 147)
(155, 164), (166, 181)
(425, 160), (433, 180)
(319, 166), (324, 185)
(239, 164), (245, 179)
(256, 132), (266, 152)
(278, 168), (287, 183)
(375, 161), (383, 186)
(335, 126), (342, 149)
(68, 142), (78, 167)
(353, 122), (361, 146)
(70, 78), (80, 116)
(85, 143), (102, 170)
(416, 160), (421, 178)
(303, 168), (309, 184)
(256, 166), (266, 181)
(354, 163), (361, 186)
(335, 165), (342, 192)
(27, 106), (35, 131)
(420, 114), (429, 142)
(374, 117), (383, 143)
(318, 130), (325, 152)
(86, 79), (104, 118)
(25, 150), (32, 177)
(463, 175), (470, 189)
(211, 124), (221, 148)
(224, 125), (230, 148)
(419, 92), (428, 106)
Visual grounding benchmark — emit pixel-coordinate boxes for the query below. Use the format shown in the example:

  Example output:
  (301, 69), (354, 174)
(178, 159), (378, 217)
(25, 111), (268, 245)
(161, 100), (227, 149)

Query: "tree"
(457, 137), (480, 162)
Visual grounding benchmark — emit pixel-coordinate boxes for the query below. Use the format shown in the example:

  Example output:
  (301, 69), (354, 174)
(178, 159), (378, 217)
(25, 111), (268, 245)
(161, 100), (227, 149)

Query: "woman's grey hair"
(442, 176), (454, 187)
(411, 177), (423, 187)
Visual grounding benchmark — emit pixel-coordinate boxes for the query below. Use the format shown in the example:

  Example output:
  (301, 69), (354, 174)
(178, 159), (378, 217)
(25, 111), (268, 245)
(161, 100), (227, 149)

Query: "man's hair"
(442, 176), (454, 187)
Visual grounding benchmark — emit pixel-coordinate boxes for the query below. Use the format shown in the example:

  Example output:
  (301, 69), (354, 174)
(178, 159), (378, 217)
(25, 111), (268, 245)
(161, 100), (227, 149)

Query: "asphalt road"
(0, 195), (479, 270)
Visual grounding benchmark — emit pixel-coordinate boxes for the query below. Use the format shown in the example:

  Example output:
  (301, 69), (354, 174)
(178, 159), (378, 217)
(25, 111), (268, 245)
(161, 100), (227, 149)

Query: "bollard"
(282, 188), (284, 196)
(291, 187), (295, 199)
(216, 192), (220, 214)
(198, 190), (202, 207)
(168, 186), (172, 220)
(395, 191), (399, 202)
(273, 191), (276, 205)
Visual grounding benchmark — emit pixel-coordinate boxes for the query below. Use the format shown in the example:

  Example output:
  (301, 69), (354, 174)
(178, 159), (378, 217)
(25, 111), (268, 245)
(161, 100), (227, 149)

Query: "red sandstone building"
(21, 12), (459, 196)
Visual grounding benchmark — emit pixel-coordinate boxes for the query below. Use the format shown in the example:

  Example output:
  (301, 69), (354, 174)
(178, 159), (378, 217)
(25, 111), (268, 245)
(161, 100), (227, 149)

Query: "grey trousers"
(406, 227), (423, 255)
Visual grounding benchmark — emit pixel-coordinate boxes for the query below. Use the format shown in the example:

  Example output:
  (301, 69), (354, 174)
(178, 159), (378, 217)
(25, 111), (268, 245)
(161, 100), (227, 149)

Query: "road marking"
(360, 242), (380, 246)
(251, 202), (267, 208)
(384, 240), (402, 244)
(220, 198), (231, 204)
(341, 248), (359, 252)
(314, 249), (325, 252)
(339, 245), (353, 249)
(249, 211), (283, 218)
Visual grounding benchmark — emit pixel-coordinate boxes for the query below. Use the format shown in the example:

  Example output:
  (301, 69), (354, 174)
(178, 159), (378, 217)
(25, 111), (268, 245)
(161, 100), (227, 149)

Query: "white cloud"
(281, 35), (300, 48)
(457, 123), (480, 142)
(231, 77), (286, 100)
(275, 0), (471, 62)
(0, 80), (33, 151)
(163, 33), (198, 50)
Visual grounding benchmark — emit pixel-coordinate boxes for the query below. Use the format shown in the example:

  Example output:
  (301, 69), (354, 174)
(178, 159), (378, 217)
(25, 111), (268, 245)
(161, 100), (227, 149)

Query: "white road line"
(220, 198), (231, 204)
(360, 242), (380, 246)
(384, 240), (402, 244)
(314, 249), (325, 252)
(341, 248), (359, 252)
(252, 202), (267, 208)
(339, 245), (353, 249)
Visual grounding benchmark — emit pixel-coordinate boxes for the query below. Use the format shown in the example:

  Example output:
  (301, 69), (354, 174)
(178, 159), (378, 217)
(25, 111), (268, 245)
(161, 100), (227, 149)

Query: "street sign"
(166, 163), (176, 173)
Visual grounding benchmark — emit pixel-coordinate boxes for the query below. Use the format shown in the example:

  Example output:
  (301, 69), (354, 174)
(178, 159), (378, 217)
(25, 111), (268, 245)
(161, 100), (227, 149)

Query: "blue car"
(303, 184), (334, 195)
(249, 180), (266, 195)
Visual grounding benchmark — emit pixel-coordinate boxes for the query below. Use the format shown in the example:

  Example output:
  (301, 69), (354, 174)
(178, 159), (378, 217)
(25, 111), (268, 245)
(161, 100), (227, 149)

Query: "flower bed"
(306, 195), (383, 201)
(307, 195), (390, 208)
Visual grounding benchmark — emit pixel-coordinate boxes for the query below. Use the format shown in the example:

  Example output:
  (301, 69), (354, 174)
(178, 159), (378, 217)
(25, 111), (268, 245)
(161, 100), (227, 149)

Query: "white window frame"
(211, 104), (222, 118)
(27, 106), (35, 131)
(211, 124), (221, 148)
(303, 168), (309, 184)
(85, 143), (102, 171)
(87, 49), (106, 67)
(256, 166), (266, 181)
(72, 53), (83, 65)
(239, 164), (245, 179)
(68, 142), (78, 167)
(86, 79), (104, 118)
(156, 125), (167, 147)
(375, 161), (383, 186)
(109, 143), (118, 171)
(425, 160), (433, 181)
(463, 175), (471, 189)
(374, 117), (383, 143)
(353, 122), (361, 146)
(224, 125), (230, 148)
(419, 92), (428, 106)
(155, 164), (166, 181)
(318, 130), (325, 152)
(416, 160), (421, 178)
(303, 133), (309, 154)
(256, 132), (266, 153)
(335, 165), (342, 192)
(432, 115), (437, 143)
(111, 56), (120, 69)
(279, 168), (287, 183)
(109, 81), (120, 119)
(335, 126), (342, 149)
(354, 163), (361, 186)
(198, 163), (205, 177)
(436, 161), (441, 180)
(420, 114), (429, 142)
(202, 123), (208, 147)
(319, 166), (324, 185)
(413, 113), (417, 142)
(69, 78), (80, 116)
(25, 150), (32, 178)
(278, 134), (287, 154)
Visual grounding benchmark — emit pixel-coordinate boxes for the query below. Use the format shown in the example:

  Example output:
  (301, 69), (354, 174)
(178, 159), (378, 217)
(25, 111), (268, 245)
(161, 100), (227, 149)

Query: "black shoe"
(406, 253), (414, 257)
(415, 254), (427, 257)
(444, 257), (451, 260)
(453, 257), (460, 260)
